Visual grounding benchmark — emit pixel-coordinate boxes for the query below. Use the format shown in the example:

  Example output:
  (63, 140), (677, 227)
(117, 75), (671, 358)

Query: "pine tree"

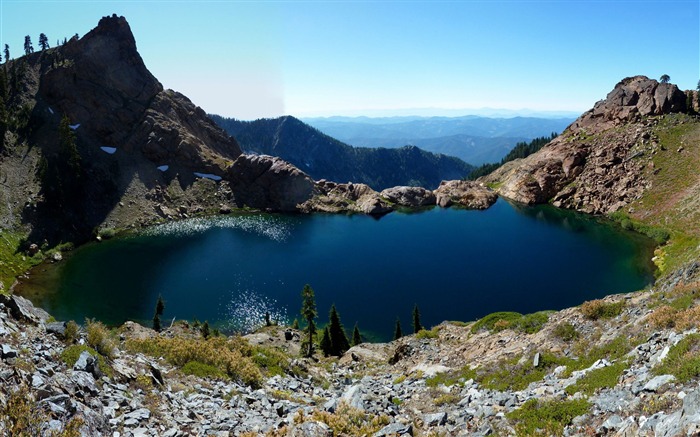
(152, 313), (161, 332)
(39, 33), (49, 50)
(156, 294), (165, 316)
(352, 323), (362, 346)
(412, 304), (423, 334)
(24, 36), (33, 55)
(394, 318), (403, 340)
(327, 304), (350, 356)
(152, 294), (165, 332)
(300, 284), (317, 357)
(3, 44), (9, 62)
(201, 321), (210, 339)
(292, 318), (299, 330)
(320, 326), (332, 357)
(659, 74), (670, 84)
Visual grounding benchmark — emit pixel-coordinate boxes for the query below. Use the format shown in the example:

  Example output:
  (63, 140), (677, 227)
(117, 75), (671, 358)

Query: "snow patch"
(100, 147), (117, 155)
(193, 172), (222, 181)
(157, 165), (169, 172)
(69, 123), (80, 130)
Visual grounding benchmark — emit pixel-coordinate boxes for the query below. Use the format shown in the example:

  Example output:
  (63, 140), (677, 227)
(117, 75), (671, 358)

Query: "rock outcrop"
(433, 180), (498, 209)
(300, 180), (394, 215)
(380, 186), (436, 207)
(483, 76), (688, 213)
(227, 154), (316, 212)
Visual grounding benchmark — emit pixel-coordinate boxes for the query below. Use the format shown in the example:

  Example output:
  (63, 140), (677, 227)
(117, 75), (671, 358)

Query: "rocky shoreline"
(2, 262), (700, 436)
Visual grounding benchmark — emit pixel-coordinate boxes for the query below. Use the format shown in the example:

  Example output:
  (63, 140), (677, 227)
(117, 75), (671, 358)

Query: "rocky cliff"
(483, 76), (691, 214)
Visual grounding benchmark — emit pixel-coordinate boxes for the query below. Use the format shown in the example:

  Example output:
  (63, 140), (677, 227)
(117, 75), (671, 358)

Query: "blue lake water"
(18, 199), (656, 341)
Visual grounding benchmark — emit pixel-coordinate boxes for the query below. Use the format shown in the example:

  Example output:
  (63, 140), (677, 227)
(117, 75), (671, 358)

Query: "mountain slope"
(303, 115), (573, 164)
(211, 115), (473, 190)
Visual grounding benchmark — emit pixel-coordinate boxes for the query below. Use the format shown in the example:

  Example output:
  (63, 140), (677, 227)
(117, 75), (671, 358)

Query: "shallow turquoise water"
(20, 200), (655, 341)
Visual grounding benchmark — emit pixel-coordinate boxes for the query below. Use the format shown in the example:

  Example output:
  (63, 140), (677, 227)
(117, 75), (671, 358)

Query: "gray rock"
(74, 350), (96, 372)
(373, 422), (413, 437)
(642, 374), (676, 392)
(45, 321), (67, 338)
(323, 398), (338, 413)
(380, 186), (436, 207)
(71, 371), (99, 396)
(423, 411), (447, 427)
(598, 414), (624, 433)
(291, 421), (332, 437)
(1, 344), (18, 359)
(533, 352), (541, 368)
(0, 294), (50, 325)
(341, 385), (364, 410)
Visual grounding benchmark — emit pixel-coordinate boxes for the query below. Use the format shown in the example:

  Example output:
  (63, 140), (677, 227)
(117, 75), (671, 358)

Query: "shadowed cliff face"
(483, 76), (690, 214)
(2, 15), (257, 242)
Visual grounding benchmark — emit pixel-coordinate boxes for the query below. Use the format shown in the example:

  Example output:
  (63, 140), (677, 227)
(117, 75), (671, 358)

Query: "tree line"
(466, 132), (559, 180)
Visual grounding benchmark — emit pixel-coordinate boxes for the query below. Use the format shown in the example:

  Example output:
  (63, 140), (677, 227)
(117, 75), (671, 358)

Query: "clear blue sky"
(1, 0), (699, 120)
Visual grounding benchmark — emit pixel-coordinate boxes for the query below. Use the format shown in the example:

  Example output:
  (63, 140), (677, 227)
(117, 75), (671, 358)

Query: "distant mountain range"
(210, 115), (473, 190)
(302, 115), (574, 165)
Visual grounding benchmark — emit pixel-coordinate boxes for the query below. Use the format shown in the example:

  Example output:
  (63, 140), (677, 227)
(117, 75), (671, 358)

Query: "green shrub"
(181, 361), (226, 379)
(85, 318), (117, 358)
(515, 311), (551, 334)
(60, 344), (112, 378)
(64, 320), (80, 344)
(471, 312), (523, 333)
(507, 398), (590, 436)
(479, 352), (569, 391)
(565, 334), (644, 375)
(580, 299), (624, 320)
(126, 335), (263, 387)
(553, 322), (579, 342)
(565, 360), (628, 395)
(471, 311), (550, 334)
(416, 327), (439, 339)
(653, 333), (700, 382)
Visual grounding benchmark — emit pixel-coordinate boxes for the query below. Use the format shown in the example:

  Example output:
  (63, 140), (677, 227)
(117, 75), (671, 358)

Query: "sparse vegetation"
(85, 318), (117, 358)
(471, 311), (551, 334)
(416, 326), (440, 339)
(126, 335), (268, 387)
(1, 384), (83, 436)
(564, 360), (628, 395)
(506, 398), (590, 436)
(653, 333), (700, 382)
(553, 322), (579, 342)
(296, 402), (390, 436)
(579, 299), (624, 320)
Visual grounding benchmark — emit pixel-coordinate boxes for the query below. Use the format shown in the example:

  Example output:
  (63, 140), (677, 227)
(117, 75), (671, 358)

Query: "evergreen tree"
(39, 33), (49, 50)
(292, 318), (299, 329)
(327, 304), (350, 356)
(3, 44), (9, 62)
(201, 321), (210, 339)
(352, 323), (362, 346)
(319, 326), (332, 357)
(152, 313), (161, 332)
(152, 294), (165, 332)
(393, 318), (403, 340)
(300, 284), (317, 357)
(659, 74), (670, 84)
(156, 294), (165, 316)
(24, 36), (33, 55)
(412, 304), (423, 334)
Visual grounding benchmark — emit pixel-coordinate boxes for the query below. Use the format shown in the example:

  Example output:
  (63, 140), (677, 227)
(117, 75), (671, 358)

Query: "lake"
(17, 199), (656, 341)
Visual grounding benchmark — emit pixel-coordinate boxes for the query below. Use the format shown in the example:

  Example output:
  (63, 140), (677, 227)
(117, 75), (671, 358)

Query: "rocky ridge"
(483, 76), (692, 214)
(2, 264), (700, 436)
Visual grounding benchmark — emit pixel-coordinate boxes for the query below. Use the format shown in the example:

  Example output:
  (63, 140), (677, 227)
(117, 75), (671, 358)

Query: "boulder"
(228, 154), (316, 212)
(301, 180), (394, 215)
(0, 294), (50, 325)
(433, 180), (497, 209)
(380, 186), (436, 207)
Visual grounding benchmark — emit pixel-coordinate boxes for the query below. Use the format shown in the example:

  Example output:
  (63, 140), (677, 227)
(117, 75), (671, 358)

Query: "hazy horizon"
(3, 1), (698, 120)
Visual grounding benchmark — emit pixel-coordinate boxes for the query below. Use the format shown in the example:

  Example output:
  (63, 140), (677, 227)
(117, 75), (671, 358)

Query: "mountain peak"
(571, 75), (686, 133)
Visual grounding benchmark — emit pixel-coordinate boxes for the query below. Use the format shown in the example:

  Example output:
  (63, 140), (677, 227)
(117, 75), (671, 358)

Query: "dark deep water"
(17, 200), (656, 341)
